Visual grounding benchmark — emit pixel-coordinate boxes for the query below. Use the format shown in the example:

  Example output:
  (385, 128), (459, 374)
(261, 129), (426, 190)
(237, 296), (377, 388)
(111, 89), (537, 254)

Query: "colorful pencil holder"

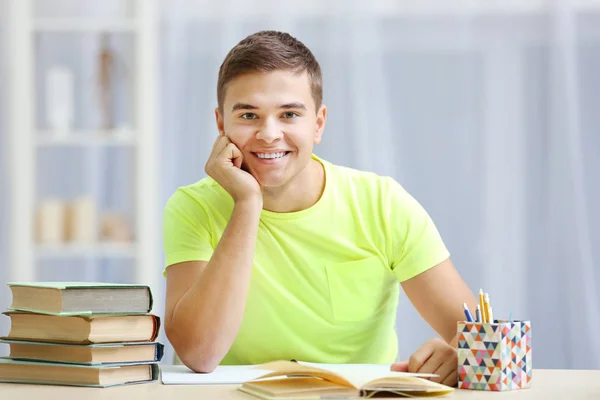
(457, 320), (532, 391)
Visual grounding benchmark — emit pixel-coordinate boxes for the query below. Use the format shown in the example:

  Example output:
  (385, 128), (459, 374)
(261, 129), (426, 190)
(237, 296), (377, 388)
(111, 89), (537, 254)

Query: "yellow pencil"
(484, 293), (491, 323)
(479, 289), (488, 323)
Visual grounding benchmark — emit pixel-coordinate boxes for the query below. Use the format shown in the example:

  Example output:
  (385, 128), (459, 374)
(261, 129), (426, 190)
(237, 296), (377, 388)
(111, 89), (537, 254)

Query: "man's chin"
(255, 174), (289, 189)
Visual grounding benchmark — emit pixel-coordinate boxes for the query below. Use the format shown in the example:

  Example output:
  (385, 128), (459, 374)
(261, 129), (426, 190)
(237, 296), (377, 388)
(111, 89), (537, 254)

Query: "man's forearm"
(449, 333), (458, 348)
(169, 199), (262, 371)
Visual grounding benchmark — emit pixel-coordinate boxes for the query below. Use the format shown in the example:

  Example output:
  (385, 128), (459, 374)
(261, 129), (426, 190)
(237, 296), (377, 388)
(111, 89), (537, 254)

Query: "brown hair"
(217, 30), (323, 112)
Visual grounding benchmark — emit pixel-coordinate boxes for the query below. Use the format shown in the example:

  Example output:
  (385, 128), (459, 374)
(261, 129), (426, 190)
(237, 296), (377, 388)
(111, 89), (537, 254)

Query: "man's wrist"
(234, 196), (263, 212)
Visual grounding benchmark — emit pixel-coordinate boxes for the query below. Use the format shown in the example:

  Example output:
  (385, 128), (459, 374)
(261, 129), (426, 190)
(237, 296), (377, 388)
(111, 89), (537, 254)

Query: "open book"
(238, 360), (454, 398)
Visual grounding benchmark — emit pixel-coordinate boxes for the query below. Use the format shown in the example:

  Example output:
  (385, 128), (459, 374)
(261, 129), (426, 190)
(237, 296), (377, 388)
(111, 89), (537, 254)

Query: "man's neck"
(262, 158), (325, 213)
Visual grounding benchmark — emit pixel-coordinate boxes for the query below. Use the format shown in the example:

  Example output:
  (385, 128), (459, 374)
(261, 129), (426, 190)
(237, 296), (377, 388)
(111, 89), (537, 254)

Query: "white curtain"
(0, 0), (599, 368)
(160, 0), (600, 369)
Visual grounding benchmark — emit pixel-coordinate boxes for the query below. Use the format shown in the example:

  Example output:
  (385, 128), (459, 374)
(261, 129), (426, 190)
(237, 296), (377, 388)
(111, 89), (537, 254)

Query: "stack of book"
(0, 282), (163, 387)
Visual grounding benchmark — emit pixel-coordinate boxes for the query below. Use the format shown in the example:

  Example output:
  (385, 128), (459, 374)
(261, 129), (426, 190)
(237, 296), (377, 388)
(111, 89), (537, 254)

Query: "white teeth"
(256, 152), (286, 159)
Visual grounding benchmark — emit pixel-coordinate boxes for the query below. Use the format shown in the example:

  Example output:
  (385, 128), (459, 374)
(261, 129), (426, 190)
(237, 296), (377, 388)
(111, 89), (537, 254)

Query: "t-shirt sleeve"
(162, 188), (215, 275)
(385, 177), (450, 282)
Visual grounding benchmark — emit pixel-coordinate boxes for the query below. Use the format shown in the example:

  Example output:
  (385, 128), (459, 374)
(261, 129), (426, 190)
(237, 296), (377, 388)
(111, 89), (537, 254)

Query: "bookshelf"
(35, 242), (138, 259)
(33, 19), (138, 33)
(35, 130), (137, 147)
(5, 0), (161, 304)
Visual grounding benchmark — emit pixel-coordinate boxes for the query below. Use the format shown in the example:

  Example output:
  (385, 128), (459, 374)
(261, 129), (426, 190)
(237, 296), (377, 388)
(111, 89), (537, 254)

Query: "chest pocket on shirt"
(325, 256), (394, 322)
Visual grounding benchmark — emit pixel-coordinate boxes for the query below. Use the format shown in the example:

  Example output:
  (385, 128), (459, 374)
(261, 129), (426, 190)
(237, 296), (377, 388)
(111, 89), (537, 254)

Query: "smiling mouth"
(253, 151), (291, 160)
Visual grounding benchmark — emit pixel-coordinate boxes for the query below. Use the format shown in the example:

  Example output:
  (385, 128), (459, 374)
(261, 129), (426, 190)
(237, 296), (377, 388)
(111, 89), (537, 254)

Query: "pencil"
(483, 293), (491, 323)
(463, 302), (474, 322)
(479, 289), (488, 323)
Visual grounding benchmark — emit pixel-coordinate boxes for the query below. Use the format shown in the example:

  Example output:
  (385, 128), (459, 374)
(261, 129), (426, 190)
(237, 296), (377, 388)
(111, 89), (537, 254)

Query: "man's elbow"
(179, 352), (220, 373)
(166, 325), (223, 373)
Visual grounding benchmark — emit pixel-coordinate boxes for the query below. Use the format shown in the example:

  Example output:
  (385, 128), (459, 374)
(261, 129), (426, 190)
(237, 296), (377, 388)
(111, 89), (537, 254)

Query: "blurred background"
(0, 0), (599, 370)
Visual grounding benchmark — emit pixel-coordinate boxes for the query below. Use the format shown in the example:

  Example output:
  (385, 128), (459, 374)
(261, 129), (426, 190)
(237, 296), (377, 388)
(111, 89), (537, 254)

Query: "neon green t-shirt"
(162, 155), (450, 365)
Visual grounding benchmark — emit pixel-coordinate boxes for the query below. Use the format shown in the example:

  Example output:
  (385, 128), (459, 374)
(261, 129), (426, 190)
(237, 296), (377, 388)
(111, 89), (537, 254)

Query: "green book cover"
(7, 281), (150, 289)
(0, 339), (164, 365)
(7, 282), (153, 315)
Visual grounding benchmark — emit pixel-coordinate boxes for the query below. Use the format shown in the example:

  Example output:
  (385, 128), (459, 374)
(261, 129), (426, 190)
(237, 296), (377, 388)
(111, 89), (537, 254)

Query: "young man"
(163, 30), (478, 387)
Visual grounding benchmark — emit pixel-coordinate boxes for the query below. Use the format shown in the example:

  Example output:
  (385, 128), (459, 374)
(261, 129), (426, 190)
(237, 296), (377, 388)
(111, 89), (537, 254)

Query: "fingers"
(221, 142), (243, 169)
(416, 351), (445, 381)
(210, 135), (230, 157)
(430, 355), (456, 384)
(209, 135), (243, 168)
(205, 135), (243, 177)
(441, 369), (458, 387)
(390, 361), (409, 372)
(408, 341), (435, 373)
(408, 338), (458, 386)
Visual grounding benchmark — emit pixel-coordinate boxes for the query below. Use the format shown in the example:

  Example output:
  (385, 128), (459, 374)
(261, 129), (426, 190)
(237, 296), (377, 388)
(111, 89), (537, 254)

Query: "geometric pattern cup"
(457, 320), (532, 391)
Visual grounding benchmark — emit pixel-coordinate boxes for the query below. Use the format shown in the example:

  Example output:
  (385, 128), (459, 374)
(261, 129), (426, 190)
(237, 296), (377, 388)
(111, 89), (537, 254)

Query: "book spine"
(155, 342), (165, 362)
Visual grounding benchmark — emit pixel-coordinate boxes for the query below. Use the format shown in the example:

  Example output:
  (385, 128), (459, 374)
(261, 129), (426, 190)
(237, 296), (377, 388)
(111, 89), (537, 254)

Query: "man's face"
(216, 70), (326, 189)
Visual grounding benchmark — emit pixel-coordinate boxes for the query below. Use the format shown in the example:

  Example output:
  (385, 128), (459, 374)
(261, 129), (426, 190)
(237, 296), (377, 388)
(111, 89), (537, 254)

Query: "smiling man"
(162, 31), (478, 387)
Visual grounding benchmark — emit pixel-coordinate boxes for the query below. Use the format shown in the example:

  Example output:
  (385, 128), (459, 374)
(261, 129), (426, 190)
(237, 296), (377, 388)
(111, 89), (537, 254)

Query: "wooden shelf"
(7, 0), (161, 311)
(36, 242), (137, 258)
(35, 131), (136, 147)
(33, 19), (137, 33)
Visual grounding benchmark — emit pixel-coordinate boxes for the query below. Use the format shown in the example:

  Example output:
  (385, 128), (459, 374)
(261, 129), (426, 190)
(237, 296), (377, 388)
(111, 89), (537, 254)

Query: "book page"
(251, 361), (355, 387)
(298, 362), (437, 389)
(160, 364), (268, 385)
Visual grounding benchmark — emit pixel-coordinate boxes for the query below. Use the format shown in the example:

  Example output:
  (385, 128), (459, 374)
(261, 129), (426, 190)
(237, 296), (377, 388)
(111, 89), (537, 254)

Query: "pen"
(483, 293), (491, 323)
(475, 305), (482, 323)
(463, 303), (474, 322)
(479, 289), (488, 323)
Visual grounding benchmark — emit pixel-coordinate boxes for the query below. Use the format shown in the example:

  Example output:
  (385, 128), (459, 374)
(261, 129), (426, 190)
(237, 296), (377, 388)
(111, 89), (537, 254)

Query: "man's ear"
(215, 107), (225, 135)
(314, 104), (327, 144)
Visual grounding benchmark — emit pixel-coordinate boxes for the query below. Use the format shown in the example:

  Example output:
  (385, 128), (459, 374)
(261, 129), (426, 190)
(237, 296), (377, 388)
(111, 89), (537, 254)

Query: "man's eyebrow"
(232, 103), (258, 112)
(279, 102), (307, 110)
(231, 102), (307, 111)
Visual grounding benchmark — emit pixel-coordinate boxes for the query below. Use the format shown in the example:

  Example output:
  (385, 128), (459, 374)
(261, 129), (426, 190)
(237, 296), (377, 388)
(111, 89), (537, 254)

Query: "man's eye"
(282, 112), (298, 119)
(241, 113), (257, 120)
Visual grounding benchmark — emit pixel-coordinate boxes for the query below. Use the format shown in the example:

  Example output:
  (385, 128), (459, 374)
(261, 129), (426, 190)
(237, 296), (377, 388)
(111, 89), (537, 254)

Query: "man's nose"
(255, 118), (282, 143)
